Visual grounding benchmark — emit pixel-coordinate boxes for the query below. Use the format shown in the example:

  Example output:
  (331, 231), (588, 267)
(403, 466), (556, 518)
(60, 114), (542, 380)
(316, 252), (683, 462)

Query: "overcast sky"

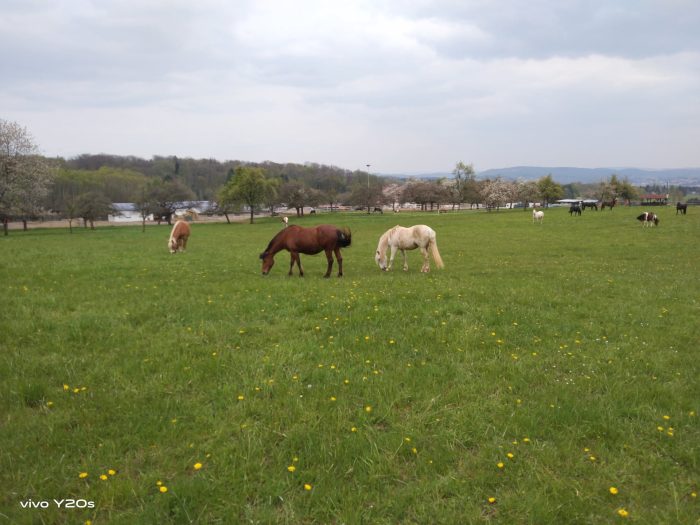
(2, 0), (699, 173)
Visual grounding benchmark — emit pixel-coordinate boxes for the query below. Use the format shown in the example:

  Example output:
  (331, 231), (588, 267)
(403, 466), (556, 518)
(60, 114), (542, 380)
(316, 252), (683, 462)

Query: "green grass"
(1, 207), (698, 524)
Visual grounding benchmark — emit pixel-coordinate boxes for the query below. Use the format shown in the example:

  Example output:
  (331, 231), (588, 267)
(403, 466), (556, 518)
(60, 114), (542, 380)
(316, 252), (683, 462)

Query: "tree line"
(1, 118), (680, 233)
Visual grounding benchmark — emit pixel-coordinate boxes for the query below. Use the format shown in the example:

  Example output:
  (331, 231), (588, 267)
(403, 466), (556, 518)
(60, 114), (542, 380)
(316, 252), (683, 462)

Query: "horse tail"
(428, 232), (444, 269)
(337, 227), (352, 247)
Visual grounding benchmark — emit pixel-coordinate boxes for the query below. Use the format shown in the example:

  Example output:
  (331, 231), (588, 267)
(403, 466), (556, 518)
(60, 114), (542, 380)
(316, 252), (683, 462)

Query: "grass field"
(1, 207), (698, 524)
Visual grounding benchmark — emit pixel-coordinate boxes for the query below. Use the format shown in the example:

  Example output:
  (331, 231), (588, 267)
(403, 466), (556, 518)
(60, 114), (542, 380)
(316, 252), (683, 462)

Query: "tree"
(515, 180), (539, 210)
(452, 161), (475, 209)
(0, 119), (54, 235)
(537, 174), (563, 207)
(147, 179), (195, 225)
(617, 178), (639, 206)
(75, 191), (114, 229)
(218, 166), (276, 224)
(480, 178), (515, 210)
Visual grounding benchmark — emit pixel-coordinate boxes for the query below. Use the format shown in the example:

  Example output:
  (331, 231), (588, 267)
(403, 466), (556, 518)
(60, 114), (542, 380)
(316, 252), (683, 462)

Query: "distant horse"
(600, 198), (617, 210)
(260, 224), (351, 277)
(569, 204), (582, 216)
(532, 210), (544, 223)
(676, 202), (687, 215)
(373, 207), (384, 214)
(168, 220), (190, 253)
(375, 225), (444, 273)
(637, 212), (659, 227)
(582, 202), (598, 211)
(282, 216), (289, 227)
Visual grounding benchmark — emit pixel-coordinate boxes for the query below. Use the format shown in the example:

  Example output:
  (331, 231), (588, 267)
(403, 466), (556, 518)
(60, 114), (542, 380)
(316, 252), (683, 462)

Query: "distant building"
(109, 203), (150, 222)
(639, 193), (669, 206)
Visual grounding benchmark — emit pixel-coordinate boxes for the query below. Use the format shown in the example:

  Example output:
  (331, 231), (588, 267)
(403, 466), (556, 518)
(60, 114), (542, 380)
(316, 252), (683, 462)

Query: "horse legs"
(401, 249), (408, 271)
(419, 246), (430, 272)
(387, 246), (397, 271)
(323, 248), (334, 278)
(334, 247), (343, 277)
(289, 252), (304, 276)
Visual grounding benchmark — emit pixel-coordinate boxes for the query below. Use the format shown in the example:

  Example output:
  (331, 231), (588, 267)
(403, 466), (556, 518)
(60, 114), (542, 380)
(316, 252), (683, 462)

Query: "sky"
(2, 0), (699, 174)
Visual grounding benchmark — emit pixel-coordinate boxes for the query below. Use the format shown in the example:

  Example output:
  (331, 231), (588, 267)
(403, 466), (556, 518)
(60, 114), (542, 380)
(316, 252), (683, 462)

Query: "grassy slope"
(1, 207), (698, 524)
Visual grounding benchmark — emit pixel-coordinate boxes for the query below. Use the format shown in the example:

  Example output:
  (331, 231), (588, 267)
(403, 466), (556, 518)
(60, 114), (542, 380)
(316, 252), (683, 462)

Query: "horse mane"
(260, 227), (291, 258)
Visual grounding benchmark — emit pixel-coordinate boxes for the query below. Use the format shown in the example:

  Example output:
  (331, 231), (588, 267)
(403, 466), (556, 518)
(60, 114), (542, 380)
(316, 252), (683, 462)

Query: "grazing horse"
(582, 202), (598, 211)
(532, 209), (544, 223)
(168, 220), (190, 253)
(260, 224), (351, 277)
(375, 225), (444, 273)
(676, 202), (687, 215)
(637, 212), (659, 227)
(569, 204), (582, 216)
(600, 198), (617, 210)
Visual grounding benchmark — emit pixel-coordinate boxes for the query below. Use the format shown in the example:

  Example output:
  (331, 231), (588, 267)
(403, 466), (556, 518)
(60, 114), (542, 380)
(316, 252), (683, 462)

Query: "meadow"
(1, 207), (698, 524)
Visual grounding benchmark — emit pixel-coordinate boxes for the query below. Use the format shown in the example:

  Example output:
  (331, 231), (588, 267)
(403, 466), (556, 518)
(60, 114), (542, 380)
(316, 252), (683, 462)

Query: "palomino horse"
(676, 202), (687, 215)
(637, 212), (659, 227)
(375, 225), (444, 273)
(600, 198), (617, 210)
(260, 224), (351, 277)
(168, 220), (190, 253)
(532, 209), (544, 223)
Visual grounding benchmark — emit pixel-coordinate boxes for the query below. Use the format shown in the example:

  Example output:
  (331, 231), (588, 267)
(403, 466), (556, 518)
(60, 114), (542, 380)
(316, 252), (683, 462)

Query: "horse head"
(260, 251), (275, 275)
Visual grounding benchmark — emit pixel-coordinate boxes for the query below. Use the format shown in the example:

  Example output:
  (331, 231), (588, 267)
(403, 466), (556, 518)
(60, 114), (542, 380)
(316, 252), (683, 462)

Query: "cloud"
(2, 0), (699, 171)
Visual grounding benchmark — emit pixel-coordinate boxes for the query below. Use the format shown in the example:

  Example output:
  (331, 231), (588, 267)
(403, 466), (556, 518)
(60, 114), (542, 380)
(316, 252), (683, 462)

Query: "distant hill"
(392, 167), (700, 186)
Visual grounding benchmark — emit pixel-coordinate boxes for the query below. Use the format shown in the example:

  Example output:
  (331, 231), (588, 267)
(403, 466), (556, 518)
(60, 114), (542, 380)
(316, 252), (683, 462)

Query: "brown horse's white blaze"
(259, 224), (351, 277)
(168, 220), (191, 253)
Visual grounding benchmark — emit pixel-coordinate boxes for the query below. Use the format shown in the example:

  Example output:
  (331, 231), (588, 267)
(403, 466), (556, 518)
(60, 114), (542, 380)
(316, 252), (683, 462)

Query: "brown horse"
(260, 224), (351, 277)
(600, 197), (617, 210)
(168, 220), (190, 253)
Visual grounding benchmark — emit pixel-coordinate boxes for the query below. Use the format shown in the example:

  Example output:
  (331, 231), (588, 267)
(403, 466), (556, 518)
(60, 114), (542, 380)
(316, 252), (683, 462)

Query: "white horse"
(375, 225), (444, 272)
(532, 209), (544, 223)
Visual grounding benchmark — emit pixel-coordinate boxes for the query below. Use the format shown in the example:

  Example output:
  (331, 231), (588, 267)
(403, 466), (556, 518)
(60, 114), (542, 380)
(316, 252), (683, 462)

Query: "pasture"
(1, 207), (698, 524)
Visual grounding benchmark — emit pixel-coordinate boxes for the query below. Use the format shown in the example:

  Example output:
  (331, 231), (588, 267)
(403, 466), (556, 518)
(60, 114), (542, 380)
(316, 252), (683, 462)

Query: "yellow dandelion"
(159, 486), (168, 493)
(663, 415), (670, 420)
(78, 472), (88, 479)
(304, 483), (312, 491)
(411, 447), (418, 454)
(330, 396), (336, 401)
(46, 401), (54, 408)
(609, 487), (619, 495)
(364, 405), (372, 413)
(617, 508), (629, 518)
(237, 394), (244, 401)
(287, 465), (296, 472)
(193, 462), (202, 470)
(497, 462), (505, 469)
(99, 474), (108, 481)
(506, 453), (514, 459)
(351, 427), (357, 432)
(522, 437), (531, 443)
(156, 480), (162, 486)
(690, 492), (697, 498)
(63, 384), (70, 391)
(488, 497), (497, 504)
(589, 456), (597, 462)
(108, 469), (116, 476)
